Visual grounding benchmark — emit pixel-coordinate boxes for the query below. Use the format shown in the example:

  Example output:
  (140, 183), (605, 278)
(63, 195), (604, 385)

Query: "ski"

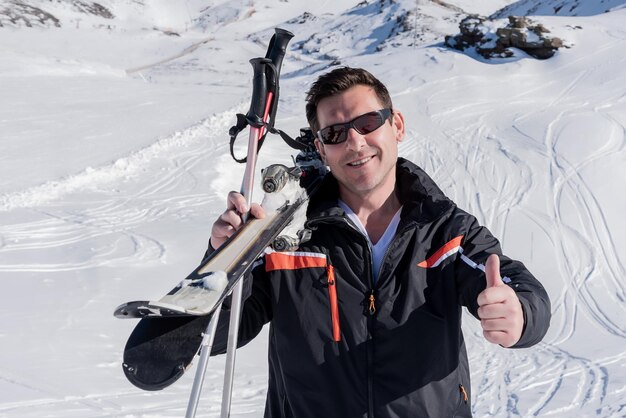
(116, 136), (325, 392)
(114, 162), (320, 320)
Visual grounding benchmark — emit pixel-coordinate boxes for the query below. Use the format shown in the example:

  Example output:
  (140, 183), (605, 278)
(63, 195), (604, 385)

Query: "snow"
(0, 0), (625, 417)
(492, 0), (626, 17)
(201, 272), (229, 292)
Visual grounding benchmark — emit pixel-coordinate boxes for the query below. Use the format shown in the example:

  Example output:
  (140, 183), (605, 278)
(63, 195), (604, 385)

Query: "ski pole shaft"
(185, 305), (223, 418)
(221, 278), (244, 417)
(241, 93), (273, 206)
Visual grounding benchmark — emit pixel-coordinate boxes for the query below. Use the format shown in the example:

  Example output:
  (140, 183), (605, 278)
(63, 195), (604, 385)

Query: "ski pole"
(221, 56), (273, 418)
(185, 57), (273, 418)
(221, 29), (293, 418)
(185, 28), (293, 418)
(184, 55), (273, 418)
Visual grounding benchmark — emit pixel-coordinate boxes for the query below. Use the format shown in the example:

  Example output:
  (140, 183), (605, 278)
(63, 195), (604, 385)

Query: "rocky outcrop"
(0, 1), (61, 28)
(0, 0), (113, 28)
(445, 15), (564, 60)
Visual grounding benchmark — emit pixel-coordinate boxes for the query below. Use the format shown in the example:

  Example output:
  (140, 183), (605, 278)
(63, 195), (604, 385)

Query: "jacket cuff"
(201, 239), (217, 263)
(509, 293), (545, 349)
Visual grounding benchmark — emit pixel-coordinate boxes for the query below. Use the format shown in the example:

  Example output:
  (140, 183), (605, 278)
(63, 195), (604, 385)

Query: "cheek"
(322, 148), (345, 168)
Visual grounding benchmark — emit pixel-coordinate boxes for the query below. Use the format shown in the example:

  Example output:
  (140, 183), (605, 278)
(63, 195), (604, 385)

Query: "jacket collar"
(307, 158), (454, 227)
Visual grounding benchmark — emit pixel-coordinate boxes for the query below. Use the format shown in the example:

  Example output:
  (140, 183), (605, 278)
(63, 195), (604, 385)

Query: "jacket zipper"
(459, 384), (469, 404)
(455, 384), (469, 416)
(325, 217), (376, 418)
(309, 215), (408, 418)
(363, 237), (376, 418)
(368, 292), (376, 314)
(359, 223), (415, 418)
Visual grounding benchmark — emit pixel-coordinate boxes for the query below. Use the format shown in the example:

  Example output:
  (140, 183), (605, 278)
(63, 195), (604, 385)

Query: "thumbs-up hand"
(477, 254), (524, 347)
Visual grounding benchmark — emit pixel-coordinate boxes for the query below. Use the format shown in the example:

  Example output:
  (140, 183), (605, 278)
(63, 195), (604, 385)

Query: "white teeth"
(348, 157), (372, 166)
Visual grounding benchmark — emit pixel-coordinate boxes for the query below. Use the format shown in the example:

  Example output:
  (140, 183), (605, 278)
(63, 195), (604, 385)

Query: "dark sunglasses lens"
(320, 125), (347, 144)
(353, 112), (384, 134)
(319, 109), (390, 144)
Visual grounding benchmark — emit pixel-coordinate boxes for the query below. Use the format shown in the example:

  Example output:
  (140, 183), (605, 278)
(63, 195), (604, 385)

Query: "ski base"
(122, 315), (211, 391)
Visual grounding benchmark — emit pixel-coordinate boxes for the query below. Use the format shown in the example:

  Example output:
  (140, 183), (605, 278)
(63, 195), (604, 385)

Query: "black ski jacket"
(210, 158), (551, 418)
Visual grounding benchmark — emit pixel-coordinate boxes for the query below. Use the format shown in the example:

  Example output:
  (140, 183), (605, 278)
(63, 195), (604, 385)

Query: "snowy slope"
(492, 0), (626, 17)
(0, 0), (625, 417)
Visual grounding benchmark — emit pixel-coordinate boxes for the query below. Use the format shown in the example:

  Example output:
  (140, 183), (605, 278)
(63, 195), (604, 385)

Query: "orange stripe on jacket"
(265, 251), (327, 272)
(327, 265), (341, 342)
(417, 235), (464, 268)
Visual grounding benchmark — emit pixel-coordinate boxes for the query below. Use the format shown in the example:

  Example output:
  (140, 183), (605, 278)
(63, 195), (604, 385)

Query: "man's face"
(314, 84), (405, 201)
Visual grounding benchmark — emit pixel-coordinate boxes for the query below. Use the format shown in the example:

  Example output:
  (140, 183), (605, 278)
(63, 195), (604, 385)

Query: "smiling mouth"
(347, 156), (374, 167)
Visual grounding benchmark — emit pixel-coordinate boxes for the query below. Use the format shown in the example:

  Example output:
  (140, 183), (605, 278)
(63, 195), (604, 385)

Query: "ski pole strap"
(267, 126), (309, 151)
(229, 113), (269, 163)
(229, 118), (312, 162)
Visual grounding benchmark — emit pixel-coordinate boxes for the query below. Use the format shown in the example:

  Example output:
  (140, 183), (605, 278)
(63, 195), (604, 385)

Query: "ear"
(392, 110), (405, 143)
(314, 138), (327, 163)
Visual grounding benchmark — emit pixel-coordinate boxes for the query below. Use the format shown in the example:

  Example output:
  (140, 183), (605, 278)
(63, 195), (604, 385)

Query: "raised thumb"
(485, 254), (503, 288)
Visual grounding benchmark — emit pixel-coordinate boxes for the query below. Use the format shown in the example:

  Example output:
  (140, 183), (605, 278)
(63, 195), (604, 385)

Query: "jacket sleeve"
(202, 242), (274, 355)
(454, 211), (551, 349)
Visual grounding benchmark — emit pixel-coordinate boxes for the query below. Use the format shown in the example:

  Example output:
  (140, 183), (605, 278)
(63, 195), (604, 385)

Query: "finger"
(227, 191), (249, 214)
(220, 210), (244, 230)
(480, 317), (510, 331)
(477, 285), (509, 306)
(211, 220), (234, 241)
(210, 220), (232, 249)
(211, 211), (243, 242)
(485, 254), (503, 288)
(482, 330), (514, 347)
(477, 303), (504, 320)
(249, 202), (266, 219)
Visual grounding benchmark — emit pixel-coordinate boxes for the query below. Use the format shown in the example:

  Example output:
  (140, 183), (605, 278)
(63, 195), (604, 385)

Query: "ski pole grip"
(266, 28), (294, 83)
(246, 57), (272, 128)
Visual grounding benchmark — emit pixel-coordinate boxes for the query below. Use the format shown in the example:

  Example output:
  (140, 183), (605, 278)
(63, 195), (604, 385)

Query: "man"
(208, 67), (551, 417)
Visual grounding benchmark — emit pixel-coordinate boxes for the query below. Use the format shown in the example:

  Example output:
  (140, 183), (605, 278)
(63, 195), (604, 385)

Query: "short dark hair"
(305, 67), (393, 133)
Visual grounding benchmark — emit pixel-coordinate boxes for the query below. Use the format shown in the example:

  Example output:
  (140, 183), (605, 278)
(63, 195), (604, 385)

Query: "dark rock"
(445, 15), (564, 60)
(72, 2), (114, 19)
(526, 48), (557, 59)
(508, 16), (527, 29)
(0, 1), (61, 28)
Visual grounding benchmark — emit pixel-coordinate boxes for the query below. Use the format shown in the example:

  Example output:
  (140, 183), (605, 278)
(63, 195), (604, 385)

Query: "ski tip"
(122, 361), (187, 391)
(113, 301), (189, 319)
(113, 301), (151, 319)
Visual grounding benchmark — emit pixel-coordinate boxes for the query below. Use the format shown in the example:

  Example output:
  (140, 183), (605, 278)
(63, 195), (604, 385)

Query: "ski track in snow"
(0, 110), (239, 273)
(0, 358), (268, 417)
(403, 46), (626, 416)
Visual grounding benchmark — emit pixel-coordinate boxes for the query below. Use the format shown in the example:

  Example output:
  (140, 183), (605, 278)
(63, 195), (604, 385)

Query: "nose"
(345, 127), (366, 151)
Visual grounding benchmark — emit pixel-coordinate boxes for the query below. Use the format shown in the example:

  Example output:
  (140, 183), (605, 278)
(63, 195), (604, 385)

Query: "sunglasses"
(317, 108), (393, 145)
